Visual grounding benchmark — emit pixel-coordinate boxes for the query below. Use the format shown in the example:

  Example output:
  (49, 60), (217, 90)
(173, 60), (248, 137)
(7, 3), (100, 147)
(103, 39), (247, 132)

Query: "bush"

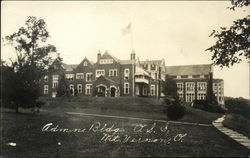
(223, 114), (250, 138)
(193, 100), (225, 114)
(225, 97), (250, 119)
(166, 104), (186, 120)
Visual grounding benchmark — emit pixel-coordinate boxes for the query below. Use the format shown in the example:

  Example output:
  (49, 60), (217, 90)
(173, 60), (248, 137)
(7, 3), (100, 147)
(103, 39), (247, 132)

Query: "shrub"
(225, 97), (250, 119)
(166, 104), (186, 120)
(193, 100), (225, 114)
(223, 114), (250, 138)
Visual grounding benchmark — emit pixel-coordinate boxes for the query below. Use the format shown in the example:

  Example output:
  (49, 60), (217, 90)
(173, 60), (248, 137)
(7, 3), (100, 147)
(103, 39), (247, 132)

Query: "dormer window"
(100, 59), (113, 64)
(83, 61), (88, 66)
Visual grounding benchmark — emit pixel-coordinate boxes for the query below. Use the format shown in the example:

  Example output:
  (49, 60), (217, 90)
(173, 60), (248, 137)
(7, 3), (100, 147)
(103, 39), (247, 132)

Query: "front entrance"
(135, 83), (148, 97)
(110, 87), (116, 97)
(97, 86), (106, 97)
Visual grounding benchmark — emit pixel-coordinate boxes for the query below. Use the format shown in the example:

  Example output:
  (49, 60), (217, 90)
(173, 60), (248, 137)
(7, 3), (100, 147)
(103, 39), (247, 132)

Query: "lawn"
(1, 97), (250, 157)
(40, 97), (222, 124)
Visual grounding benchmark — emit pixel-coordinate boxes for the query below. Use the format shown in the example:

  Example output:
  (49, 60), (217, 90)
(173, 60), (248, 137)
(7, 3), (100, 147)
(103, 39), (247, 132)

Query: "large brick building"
(42, 51), (165, 98)
(41, 51), (224, 105)
(165, 64), (224, 105)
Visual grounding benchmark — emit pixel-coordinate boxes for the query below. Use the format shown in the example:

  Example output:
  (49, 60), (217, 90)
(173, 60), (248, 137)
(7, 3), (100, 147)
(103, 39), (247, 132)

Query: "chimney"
(130, 50), (136, 60)
(97, 50), (101, 62)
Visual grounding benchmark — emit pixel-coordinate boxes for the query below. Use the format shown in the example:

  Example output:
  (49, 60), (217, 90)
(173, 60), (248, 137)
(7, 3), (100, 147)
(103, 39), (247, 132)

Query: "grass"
(1, 97), (250, 157)
(1, 111), (250, 157)
(40, 96), (221, 124)
(223, 114), (250, 138)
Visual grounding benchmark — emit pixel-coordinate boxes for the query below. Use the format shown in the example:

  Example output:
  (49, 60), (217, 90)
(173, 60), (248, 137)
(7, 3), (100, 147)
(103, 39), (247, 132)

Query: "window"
(186, 93), (195, 102)
(83, 61), (88, 66)
(151, 72), (156, 81)
(44, 75), (48, 82)
(124, 68), (130, 80)
(186, 82), (195, 91)
(109, 69), (118, 76)
(177, 82), (183, 91)
(96, 70), (105, 78)
(197, 93), (206, 100)
(65, 74), (74, 81)
(124, 82), (129, 94)
(86, 73), (93, 82)
(151, 64), (156, 70)
(77, 84), (82, 94)
(69, 84), (74, 90)
(85, 84), (92, 95)
(44, 85), (48, 94)
(150, 85), (155, 96)
(100, 59), (113, 64)
(52, 75), (59, 88)
(76, 73), (84, 79)
(197, 82), (207, 91)
(181, 75), (188, 78)
(69, 84), (74, 96)
(178, 93), (184, 100)
(192, 75), (200, 78)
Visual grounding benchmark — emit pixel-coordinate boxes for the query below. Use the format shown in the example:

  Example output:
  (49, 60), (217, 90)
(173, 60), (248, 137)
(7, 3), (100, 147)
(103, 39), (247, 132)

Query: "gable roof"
(62, 63), (78, 71)
(82, 57), (95, 65)
(101, 52), (120, 62)
(94, 75), (120, 85)
(165, 64), (212, 76)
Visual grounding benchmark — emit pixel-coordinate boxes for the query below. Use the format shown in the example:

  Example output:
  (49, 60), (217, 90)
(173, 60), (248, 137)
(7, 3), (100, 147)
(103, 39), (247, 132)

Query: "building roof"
(213, 78), (224, 82)
(101, 52), (120, 62)
(165, 64), (212, 76)
(140, 60), (162, 65)
(120, 60), (134, 65)
(135, 66), (150, 76)
(62, 63), (78, 71)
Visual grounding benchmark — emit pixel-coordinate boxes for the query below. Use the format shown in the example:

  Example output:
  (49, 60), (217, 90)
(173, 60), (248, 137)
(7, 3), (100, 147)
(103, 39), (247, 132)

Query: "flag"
(122, 23), (132, 35)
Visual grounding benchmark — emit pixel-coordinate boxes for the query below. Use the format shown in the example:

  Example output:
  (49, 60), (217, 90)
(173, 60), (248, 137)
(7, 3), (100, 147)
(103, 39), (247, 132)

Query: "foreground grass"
(1, 111), (250, 157)
(223, 114), (250, 138)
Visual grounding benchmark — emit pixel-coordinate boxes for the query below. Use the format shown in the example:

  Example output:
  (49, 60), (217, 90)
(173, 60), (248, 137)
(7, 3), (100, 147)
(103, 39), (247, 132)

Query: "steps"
(213, 115), (250, 149)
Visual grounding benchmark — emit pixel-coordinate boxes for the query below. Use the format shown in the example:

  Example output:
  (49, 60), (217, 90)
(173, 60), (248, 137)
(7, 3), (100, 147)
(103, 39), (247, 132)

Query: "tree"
(162, 75), (178, 98)
(206, 0), (250, 67)
(162, 75), (186, 120)
(56, 73), (70, 97)
(3, 16), (59, 113)
(162, 75), (179, 105)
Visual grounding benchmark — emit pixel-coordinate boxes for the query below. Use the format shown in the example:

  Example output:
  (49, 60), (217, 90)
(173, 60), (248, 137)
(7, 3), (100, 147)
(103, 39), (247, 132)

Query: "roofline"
(165, 64), (213, 67)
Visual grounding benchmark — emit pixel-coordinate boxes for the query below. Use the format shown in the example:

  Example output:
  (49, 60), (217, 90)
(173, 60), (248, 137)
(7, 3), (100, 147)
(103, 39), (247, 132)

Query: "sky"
(1, 1), (249, 99)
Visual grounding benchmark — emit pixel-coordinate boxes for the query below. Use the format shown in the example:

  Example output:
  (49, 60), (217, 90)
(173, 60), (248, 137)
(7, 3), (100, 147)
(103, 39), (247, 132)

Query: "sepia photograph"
(1, 0), (250, 157)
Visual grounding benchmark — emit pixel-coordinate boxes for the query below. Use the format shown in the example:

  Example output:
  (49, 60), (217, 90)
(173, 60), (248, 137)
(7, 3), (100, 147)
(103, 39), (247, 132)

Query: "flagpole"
(130, 23), (134, 51)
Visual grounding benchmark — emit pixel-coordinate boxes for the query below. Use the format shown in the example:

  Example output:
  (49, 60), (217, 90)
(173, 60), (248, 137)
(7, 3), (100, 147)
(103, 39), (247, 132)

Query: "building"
(41, 51), (166, 98)
(165, 64), (224, 105)
(41, 51), (224, 105)
(213, 79), (225, 106)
